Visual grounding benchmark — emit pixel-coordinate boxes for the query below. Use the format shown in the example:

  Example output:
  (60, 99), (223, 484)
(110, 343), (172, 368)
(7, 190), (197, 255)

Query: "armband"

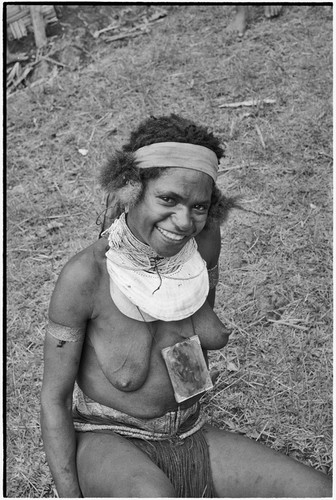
(208, 264), (219, 290)
(47, 319), (85, 342)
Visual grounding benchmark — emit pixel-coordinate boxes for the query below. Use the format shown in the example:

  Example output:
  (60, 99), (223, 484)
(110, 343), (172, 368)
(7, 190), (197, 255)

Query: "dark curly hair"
(99, 114), (236, 231)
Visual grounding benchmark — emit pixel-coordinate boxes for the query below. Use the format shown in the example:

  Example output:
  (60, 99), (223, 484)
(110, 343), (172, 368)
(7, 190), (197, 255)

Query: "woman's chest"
(87, 303), (197, 392)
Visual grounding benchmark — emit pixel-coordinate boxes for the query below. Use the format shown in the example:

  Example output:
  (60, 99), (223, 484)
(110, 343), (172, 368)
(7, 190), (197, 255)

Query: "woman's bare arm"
(41, 254), (96, 497)
(196, 222), (221, 308)
(41, 334), (84, 497)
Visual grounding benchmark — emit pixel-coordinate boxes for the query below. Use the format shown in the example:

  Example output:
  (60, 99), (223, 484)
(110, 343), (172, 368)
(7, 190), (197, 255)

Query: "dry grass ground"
(6, 4), (332, 497)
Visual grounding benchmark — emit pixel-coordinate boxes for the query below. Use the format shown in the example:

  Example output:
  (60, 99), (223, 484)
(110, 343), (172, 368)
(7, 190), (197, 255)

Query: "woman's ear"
(206, 186), (239, 228)
(103, 182), (142, 218)
(115, 181), (143, 210)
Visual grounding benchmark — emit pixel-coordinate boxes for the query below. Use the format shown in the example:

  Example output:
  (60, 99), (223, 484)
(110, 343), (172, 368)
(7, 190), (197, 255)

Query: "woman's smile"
(127, 168), (213, 257)
(155, 226), (187, 242)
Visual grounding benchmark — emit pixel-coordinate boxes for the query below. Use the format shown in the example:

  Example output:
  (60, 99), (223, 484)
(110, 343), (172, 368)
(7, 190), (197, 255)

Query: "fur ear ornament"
(99, 150), (143, 212)
(114, 181), (142, 211)
(99, 150), (140, 192)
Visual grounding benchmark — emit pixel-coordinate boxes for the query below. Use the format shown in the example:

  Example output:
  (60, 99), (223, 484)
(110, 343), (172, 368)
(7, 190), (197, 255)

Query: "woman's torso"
(76, 236), (227, 418)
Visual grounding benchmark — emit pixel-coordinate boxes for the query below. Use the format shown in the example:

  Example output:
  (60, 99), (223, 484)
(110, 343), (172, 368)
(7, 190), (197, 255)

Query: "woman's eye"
(160, 197), (174, 204)
(194, 204), (207, 212)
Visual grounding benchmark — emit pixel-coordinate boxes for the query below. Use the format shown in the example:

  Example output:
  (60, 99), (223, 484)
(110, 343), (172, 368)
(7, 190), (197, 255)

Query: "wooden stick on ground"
(219, 98), (276, 108)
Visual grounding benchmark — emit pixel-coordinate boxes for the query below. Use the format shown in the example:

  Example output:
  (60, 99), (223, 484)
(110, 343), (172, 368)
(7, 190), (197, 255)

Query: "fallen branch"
(93, 23), (120, 39)
(219, 98), (276, 108)
(104, 29), (147, 43)
(94, 9), (167, 39)
(8, 65), (34, 90)
(104, 17), (165, 42)
(42, 56), (70, 68)
(7, 62), (20, 86)
(7, 49), (68, 93)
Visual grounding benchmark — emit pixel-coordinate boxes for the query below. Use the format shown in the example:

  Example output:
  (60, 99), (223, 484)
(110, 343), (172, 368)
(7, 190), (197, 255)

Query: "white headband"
(134, 142), (219, 181)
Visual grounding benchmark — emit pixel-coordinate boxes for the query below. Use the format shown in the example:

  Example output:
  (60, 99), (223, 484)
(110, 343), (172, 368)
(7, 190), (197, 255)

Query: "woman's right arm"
(41, 333), (84, 497)
(41, 255), (94, 497)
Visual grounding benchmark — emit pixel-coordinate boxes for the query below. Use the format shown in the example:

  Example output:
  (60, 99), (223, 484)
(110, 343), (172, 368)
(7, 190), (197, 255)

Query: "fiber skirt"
(73, 385), (216, 497)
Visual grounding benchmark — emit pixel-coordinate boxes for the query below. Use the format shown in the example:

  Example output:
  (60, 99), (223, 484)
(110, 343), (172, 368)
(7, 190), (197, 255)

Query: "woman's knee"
(125, 471), (176, 497)
(91, 468), (176, 497)
(203, 425), (332, 498)
(76, 431), (176, 497)
(78, 463), (175, 497)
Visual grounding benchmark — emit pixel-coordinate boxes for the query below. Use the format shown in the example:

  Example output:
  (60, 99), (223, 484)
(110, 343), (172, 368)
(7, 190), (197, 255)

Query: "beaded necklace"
(104, 213), (196, 276)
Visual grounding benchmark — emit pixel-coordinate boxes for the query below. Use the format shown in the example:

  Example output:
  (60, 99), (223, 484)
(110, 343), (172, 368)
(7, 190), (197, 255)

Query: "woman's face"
(127, 168), (213, 257)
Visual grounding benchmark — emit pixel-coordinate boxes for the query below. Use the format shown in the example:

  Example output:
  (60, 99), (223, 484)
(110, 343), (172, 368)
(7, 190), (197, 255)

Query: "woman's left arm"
(196, 222), (221, 308)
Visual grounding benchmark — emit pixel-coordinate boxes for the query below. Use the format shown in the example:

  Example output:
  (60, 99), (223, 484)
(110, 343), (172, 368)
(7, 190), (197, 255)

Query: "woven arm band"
(207, 264), (219, 289)
(47, 319), (85, 342)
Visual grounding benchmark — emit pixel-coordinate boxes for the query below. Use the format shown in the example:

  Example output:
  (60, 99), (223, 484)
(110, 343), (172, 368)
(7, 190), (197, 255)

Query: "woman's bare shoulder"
(49, 238), (109, 323)
(59, 238), (107, 283)
(196, 222), (221, 267)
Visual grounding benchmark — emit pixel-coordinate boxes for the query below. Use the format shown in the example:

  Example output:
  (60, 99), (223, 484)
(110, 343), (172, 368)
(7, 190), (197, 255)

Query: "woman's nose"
(173, 207), (193, 232)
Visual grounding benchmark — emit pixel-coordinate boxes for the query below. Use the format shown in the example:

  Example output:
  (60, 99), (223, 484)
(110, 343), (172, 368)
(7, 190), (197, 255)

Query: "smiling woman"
(40, 114), (332, 498)
(98, 115), (235, 235)
(127, 168), (213, 256)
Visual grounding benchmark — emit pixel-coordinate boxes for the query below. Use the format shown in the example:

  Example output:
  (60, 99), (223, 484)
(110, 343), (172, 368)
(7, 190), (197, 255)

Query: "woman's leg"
(76, 431), (176, 497)
(204, 425), (332, 498)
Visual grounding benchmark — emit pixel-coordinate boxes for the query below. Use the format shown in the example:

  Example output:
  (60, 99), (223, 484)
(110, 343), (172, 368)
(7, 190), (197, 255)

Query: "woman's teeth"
(156, 227), (185, 241)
